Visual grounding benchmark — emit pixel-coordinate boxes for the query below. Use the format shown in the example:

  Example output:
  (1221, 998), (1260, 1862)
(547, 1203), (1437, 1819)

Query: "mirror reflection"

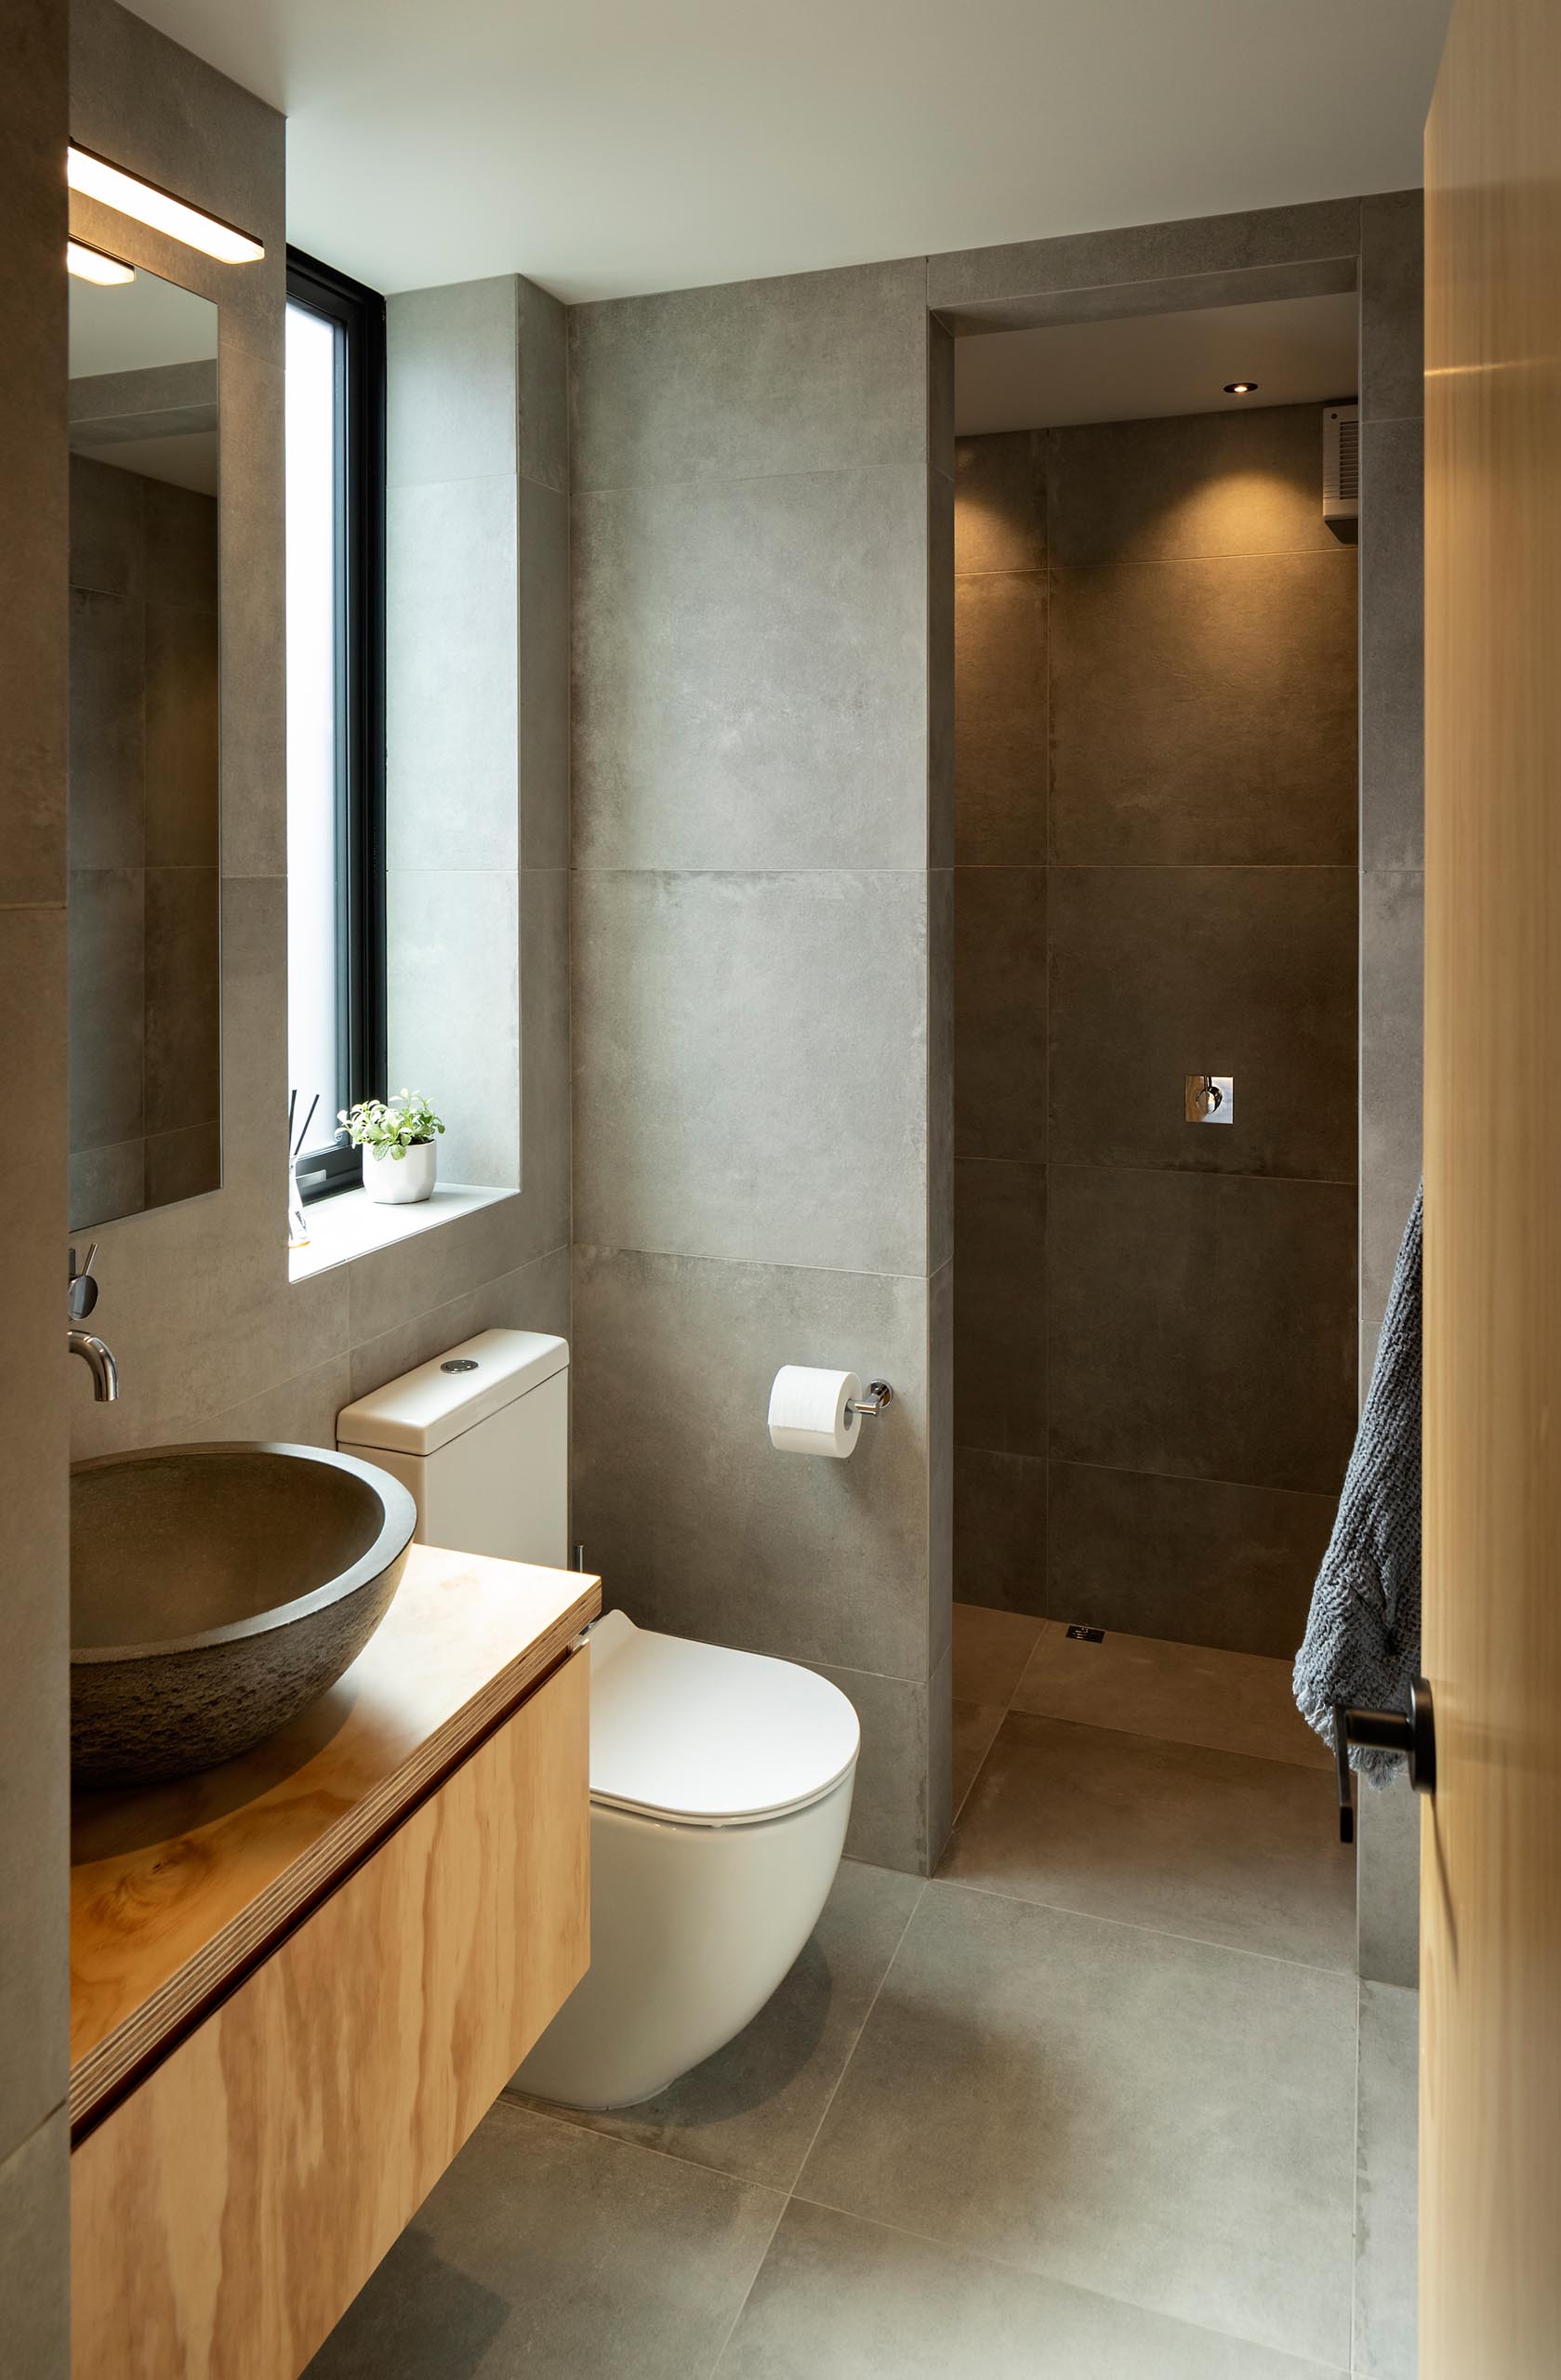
(68, 261), (220, 1231)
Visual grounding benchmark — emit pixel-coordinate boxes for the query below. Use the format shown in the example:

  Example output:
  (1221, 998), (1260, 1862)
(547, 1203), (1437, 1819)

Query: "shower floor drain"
(1065, 1625), (1105, 1643)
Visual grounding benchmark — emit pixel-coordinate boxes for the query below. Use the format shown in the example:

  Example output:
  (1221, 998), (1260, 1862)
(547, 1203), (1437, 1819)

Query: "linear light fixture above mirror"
(67, 143), (265, 265)
(66, 237), (135, 286)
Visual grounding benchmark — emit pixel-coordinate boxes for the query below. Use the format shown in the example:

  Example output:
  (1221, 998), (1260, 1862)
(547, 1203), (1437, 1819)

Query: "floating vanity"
(69, 1542), (600, 2380)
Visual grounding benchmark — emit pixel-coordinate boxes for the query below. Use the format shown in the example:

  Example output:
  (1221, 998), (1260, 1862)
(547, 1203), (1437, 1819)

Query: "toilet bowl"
(337, 1329), (860, 2110)
(515, 1608), (858, 2109)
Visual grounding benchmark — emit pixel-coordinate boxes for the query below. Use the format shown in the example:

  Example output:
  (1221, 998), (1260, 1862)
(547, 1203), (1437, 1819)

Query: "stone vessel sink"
(71, 1443), (418, 1791)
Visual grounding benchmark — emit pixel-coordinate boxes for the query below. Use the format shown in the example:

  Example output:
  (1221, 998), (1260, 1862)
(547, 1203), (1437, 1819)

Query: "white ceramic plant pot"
(364, 1141), (436, 1205)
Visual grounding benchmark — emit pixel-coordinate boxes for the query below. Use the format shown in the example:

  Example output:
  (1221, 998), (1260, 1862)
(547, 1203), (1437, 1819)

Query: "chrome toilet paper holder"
(847, 1382), (893, 1420)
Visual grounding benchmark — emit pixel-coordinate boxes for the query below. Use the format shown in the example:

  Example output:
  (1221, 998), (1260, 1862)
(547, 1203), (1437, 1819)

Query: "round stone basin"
(71, 1442), (418, 1791)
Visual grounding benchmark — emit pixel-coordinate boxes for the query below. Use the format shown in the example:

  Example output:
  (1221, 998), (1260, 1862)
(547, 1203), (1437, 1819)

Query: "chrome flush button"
(441, 1358), (480, 1373)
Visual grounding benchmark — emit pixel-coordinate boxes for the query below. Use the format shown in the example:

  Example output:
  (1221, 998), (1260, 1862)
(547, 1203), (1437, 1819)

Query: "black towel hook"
(1331, 1677), (1437, 1843)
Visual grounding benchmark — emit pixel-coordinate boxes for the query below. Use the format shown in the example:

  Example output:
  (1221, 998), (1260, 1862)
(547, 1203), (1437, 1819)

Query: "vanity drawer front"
(71, 1648), (589, 2380)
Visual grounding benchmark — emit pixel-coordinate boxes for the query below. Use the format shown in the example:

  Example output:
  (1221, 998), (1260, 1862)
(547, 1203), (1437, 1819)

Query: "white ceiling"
(122, 0), (1449, 303)
(955, 293), (1360, 433)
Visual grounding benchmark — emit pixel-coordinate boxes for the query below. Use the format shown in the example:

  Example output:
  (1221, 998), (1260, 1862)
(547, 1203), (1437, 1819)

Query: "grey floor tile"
(1012, 1623), (1330, 1769)
(951, 1601), (1044, 1705)
(716, 2198), (1344, 2378)
(798, 1884), (1356, 2369)
(507, 1859), (924, 2190)
(305, 2099), (783, 2380)
(940, 1712), (1354, 1968)
(951, 1700), (1005, 1816)
(1354, 1983), (1419, 2380)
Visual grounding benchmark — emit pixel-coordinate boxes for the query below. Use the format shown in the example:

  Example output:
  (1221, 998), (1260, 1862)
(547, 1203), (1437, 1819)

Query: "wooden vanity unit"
(68, 1544), (600, 2380)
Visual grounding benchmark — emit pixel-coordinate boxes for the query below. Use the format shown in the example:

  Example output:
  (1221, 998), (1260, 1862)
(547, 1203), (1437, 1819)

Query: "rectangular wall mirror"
(68, 260), (221, 1231)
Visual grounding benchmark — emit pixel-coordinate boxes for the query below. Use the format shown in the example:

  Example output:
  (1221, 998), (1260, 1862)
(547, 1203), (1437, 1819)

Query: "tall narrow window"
(284, 249), (386, 1197)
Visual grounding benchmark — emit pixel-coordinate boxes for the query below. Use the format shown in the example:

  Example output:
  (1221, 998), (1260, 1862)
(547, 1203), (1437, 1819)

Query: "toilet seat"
(586, 1609), (859, 1828)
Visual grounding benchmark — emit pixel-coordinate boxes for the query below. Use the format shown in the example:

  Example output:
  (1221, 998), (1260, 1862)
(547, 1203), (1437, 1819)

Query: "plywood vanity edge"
(71, 1639), (591, 2380)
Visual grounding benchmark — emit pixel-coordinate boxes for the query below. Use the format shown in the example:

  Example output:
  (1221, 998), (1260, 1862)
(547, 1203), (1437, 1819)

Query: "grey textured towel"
(1293, 1183), (1422, 1783)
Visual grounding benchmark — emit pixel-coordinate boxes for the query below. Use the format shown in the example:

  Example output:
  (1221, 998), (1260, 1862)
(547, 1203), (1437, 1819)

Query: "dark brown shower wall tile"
(954, 572), (1046, 863)
(953, 1446), (1047, 1616)
(144, 866), (220, 1137)
(1049, 865), (1357, 1180)
(954, 867), (1046, 1162)
(70, 453), (144, 598)
(954, 1160), (1046, 1457)
(1047, 404), (1347, 566)
(1050, 549), (1358, 865)
(143, 478), (219, 611)
(1048, 1165), (1356, 1495)
(145, 601), (219, 867)
(1048, 1460), (1336, 1658)
(954, 431), (1046, 574)
(68, 588), (145, 871)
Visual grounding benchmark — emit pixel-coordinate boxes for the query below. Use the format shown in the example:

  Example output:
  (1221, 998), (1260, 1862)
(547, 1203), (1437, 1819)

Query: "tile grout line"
(930, 1869), (1356, 1984)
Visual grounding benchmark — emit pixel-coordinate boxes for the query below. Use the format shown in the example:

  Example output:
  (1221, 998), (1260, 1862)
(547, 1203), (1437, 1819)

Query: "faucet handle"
(68, 1241), (100, 1321)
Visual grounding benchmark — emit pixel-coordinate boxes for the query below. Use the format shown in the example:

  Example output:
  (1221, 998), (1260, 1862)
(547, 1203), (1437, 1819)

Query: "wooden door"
(1422, 0), (1561, 2371)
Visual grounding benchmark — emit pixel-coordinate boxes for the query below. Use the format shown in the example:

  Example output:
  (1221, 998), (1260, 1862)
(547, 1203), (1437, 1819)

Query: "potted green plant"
(339, 1090), (446, 1206)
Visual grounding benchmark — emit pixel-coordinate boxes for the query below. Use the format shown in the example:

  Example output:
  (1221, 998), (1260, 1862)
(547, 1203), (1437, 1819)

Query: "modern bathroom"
(3, 3), (1475, 2377)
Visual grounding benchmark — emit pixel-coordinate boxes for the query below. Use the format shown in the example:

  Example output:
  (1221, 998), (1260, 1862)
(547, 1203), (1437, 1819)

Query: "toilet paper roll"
(767, 1366), (861, 1459)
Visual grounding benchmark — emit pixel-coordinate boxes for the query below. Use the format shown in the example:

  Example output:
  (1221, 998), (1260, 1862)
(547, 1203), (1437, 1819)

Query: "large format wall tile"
(953, 1445), (1047, 1615)
(143, 598), (218, 867)
(67, 866), (143, 1150)
(1049, 864), (1357, 1180)
(1048, 1165), (1356, 1494)
(575, 870), (930, 1274)
(953, 572), (1046, 863)
(1360, 417), (1425, 874)
(387, 868), (520, 1190)
(570, 258), (928, 491)
(1048, 1460), (1335, 1657)
(67, 587), (143, 869)
(573, 466), (930, 872)
(572, 1245), (932, 1686)
(953, 431), (1046, 575)
(0, 2117), (68, 2380)
(1051, 549), (1358, 865)
(388, 275), (519, 487)
(1360, 869), (1423, 1368)
(1050, 403), (1345, 566)
(953, 1159), (1045, 1457)
(953, 867), (1046, 1163)
(144, 865), (220, 1137)
(68, 451), (141, 602)
(1359, 191), (1424, 427)
(806, 1661), (935, 1875)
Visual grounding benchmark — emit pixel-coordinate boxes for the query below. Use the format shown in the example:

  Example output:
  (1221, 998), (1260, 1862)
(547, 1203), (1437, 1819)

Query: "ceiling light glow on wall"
(67, 143), (265, 264)
(1224, 379), (1259, 395)
(66, 238), (136, 285)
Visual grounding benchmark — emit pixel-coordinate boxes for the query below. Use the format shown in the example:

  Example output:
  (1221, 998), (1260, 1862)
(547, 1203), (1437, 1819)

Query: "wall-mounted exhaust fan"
(1324, 403), (1359, 534)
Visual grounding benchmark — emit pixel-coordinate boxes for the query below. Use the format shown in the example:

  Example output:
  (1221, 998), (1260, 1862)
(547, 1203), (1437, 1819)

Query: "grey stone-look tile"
(349, 1244), (571, 1406)
(954, 1159), (1045, 1457)
(509, 1860), (923, 2189)
(387, 867), (519, 1190)
(1360, 418), (1424, 873)
(806, 1663), (933, 1877)
(143, 599), (219, 867)
(570, 258), (929, 490)
(70, 451), (143, 599)
(68, 588), (143, 869)
(954, 431), (1047, 574)
(927, 315), (954, 482)
(941, 1712), (1354, 1967)
(952, 1446), (1046, 1615)
(1051, 550), (1358, 865)
(143, 477), (219, 611)
(1013, 1621), (1329, 1767)
(926, 871), (954, 1267)
(951, 1601), (1043, 1705)
(954, 868), (1046, 1163)
(1355, 1982), (1419, 2380)
(954, 572), (1047, 863)
(346, 1190), (537, 1349)
(1048, 866), (1357, 1181)
(927, 483), (955, 866)
(574, 871), (930, 1274)
(716, 2198), (1343, 2379)
(572, 1245), (931, 1684)
(572, 467), (929, 872)
(1050, 403), (1346, 566)
(71, 1136), (145, 1234)
(217, 345), (287, 878)
(517, 273), (568, 494)
(800, 1883), (1356, 2366)
(1048, 1167), (1357, 1495)
(1047, 1460), (1335, 1659)
(926, 1254), (954, 1676)
(387, 476), (519, 874)
(1359, 192), (1423, 425)
(305, 2100), (782, 2380)
(518, 477), (570, 870)
(214, 873), (284, 1191)
(951, 1700), (1004, 1815)
(387, 276), (518, 488)
(205, 1352), (356, 1449)
(518, 866), (572, 1256)
(144, 866), (220, 1136)
(1356, 1776), (1421, 1990)
(0, 2116), (69, 2380)
(926, 1637), (953, 1868)
(1359, 869), (1423, 1369)
(68, 866), (144, 1149)
(928, 196), (1361, 319)
(144, 1119), (220, 1210)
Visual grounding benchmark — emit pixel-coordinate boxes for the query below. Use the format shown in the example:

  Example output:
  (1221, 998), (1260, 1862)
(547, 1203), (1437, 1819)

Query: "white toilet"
(337, 1328), (860, 2110)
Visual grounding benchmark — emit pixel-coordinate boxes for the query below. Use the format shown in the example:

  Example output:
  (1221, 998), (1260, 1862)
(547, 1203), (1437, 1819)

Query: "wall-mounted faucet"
(68, 1243), (119, 1402)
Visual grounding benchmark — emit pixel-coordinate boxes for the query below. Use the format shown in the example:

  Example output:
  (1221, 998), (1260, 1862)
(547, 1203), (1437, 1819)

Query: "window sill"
(288, 1183), (514, 1282)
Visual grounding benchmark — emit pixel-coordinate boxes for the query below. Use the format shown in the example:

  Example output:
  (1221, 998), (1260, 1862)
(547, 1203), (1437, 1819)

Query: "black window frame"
(284, 246), (388, 1201)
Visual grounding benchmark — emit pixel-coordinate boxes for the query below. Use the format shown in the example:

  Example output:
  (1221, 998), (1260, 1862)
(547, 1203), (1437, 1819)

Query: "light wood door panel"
(71, 1652), (589, 2380)
(1422, 0), (1561, 2370)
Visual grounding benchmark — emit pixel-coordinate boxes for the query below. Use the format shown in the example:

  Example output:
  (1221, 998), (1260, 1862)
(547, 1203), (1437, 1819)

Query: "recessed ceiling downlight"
(1224, 379), (1259, 395)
